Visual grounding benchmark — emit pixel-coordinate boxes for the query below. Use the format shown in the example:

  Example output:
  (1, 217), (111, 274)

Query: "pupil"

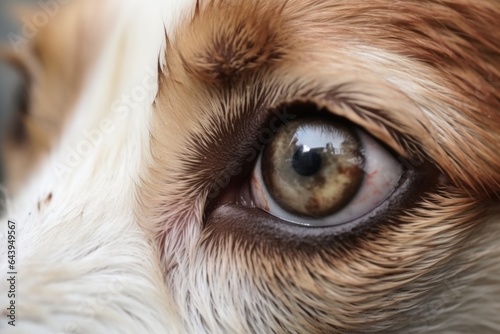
(292, 147), (322, 177)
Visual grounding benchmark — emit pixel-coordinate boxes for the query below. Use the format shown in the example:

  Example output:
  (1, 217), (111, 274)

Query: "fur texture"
(1, 0), (500, 333)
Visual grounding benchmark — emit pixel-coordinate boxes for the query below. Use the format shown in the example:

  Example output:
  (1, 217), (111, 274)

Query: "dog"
(1, 0), (499, 333)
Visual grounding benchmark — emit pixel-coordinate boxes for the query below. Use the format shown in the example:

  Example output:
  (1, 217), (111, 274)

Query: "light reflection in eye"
(250, 117), (403, 227)
(295, 126), (348, 153)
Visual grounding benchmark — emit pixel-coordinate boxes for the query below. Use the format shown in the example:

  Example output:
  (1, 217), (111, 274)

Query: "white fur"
(0, 0), (194, 332)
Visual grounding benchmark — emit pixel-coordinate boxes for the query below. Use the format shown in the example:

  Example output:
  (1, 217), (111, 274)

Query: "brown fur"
(139, 0), (500, 332)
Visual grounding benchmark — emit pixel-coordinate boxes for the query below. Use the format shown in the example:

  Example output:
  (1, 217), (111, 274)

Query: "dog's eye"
(208, 102), (436, 236)
(250, 114), (402, 227)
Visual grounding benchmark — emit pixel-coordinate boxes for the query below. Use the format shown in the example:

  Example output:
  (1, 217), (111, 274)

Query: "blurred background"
(0, 0), (36, 203)
(1, 0), (37, 135)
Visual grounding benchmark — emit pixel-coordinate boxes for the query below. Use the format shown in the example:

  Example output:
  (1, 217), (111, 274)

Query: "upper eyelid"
(206, 75), (431, 159)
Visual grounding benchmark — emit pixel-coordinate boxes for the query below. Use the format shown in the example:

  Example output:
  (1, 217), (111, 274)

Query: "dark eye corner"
(0, 52), (31, 144)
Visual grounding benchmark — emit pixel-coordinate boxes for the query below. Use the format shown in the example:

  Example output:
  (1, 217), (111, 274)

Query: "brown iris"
(261, 117), (365, 218)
